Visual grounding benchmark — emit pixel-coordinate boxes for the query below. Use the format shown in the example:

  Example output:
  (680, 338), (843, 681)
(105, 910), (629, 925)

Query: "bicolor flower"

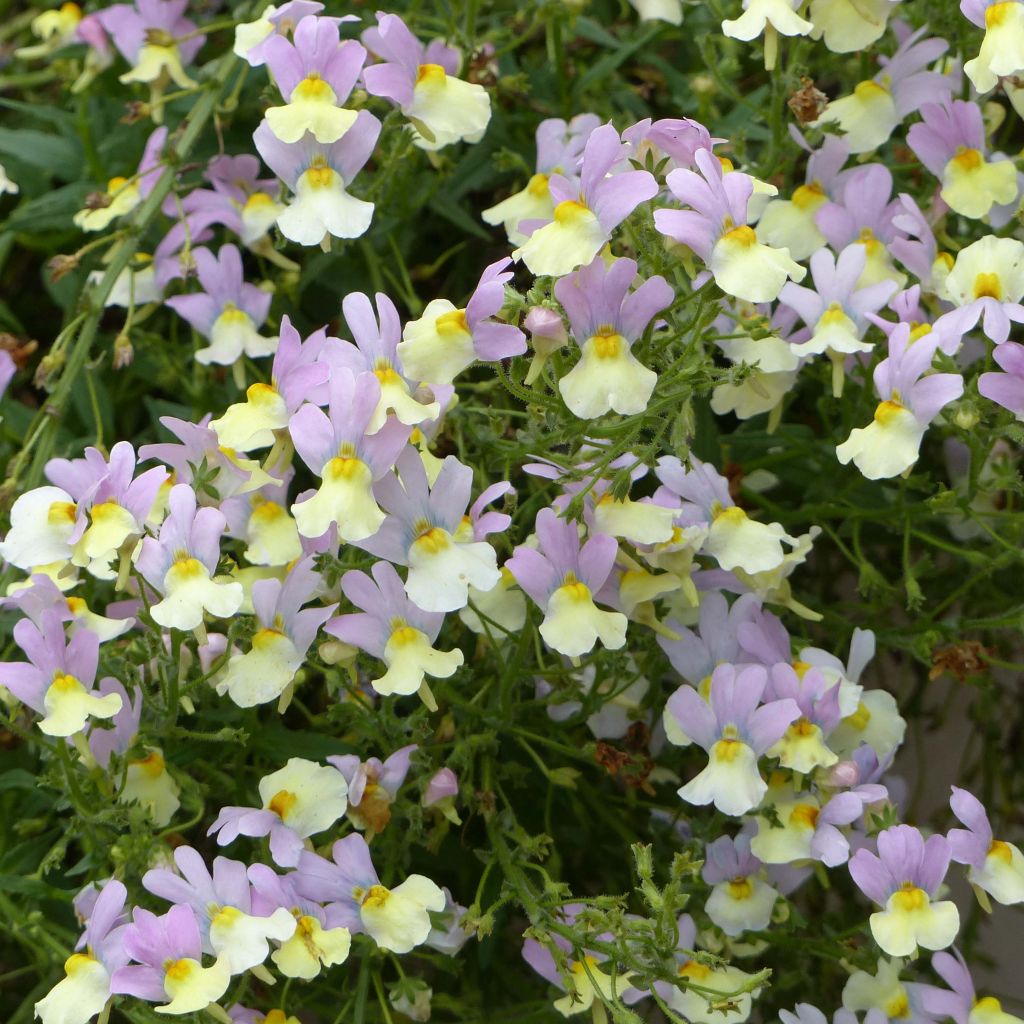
(702, 835), (779, 936)
(122, 749), (181, 826)
(962, 0), (1024, 92)
(513, 123), (658, 278)
(807, 0), (903, 53)
(327, 560), (463, 705)
(233, 1), (328, 65)
(110, 904), (231, 1014)
(253, 112), (381, 246)
(357, 447), (500, 613)
(328, 744), (417, 836)
(943, 235), (1024, 344)
(165, 245), (275, 366)
(1, 613), (121, 737)
(655, 148), (805, 303)
(14, 1), (83, 60)
(215, 558), (335, 707)
(907, 98), (1018, 220)
(836, 325), (964, 480)
(523, 936), (633, 1017)
(553, 257), (673, 418)
(506, 507), (627, 658)
(295, 833), (445, 953)
(766, 662), (843, 773)
(911, 950), (1023, 1024)
(0, 485), (79, 572)
(668, 663), (799, 815)
(843, 958), (924, 1024)
(142, 847), (296, 976)
(398, 258), (526, 386)
(849, 825), (960, 957)
(979, 341), (1024, 419)
(208, 757), (349, 867)
(362, 13), (490, 150)
(722, 0), (812, 70)
(947, 786), (1024, 906)
(262, 18), (365, 144)
(134, 484), (244, 631)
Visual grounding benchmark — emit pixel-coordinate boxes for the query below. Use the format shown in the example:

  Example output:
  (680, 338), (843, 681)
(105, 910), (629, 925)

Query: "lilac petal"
(918, 833), (952, 895)
(848, 847), (893, 905)
(665, 684), (718, 751)
(746, 697), (800, 753)
(109, 964), (166, 1001)
(523, 938), (563, 988)
(578, 532), (618, 592)
(505, 547), (556, 606)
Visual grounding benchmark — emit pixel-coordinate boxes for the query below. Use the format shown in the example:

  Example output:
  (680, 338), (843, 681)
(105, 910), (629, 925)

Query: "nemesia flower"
(962, 0), (1024, 92)
(398, 258), (526, 386)
(0, 164), (18, 196)
(327, 560), (463, 705)
(836, 325), (964, 480)
(86, 678), (141, 766)
(622, 116), (720, 173)
(1, 613), (121, 737)
(142, 847), (296, 976)
(423, 767), (460, 822)
(655, 148), (805, 303)
(215, 558), (335, 707)
(506, 507), (627, 658)
(812, 28), (951, 153)
(288, 369), (410, 541)
(122, 748), (181, 825)
(911, 950), (1024, 1024)
(978, 341), (1024, 418)
(73, 126), (167, 232)
(253, 112), (381, 247)
(295, 833), (445, 953)
(842, 958), (925, 1024)
(209, 757), (349, 867)
(907, 98), (1018, 220)
(134, 483), (244, 631)
(362, 13), (490, 150)
(668, 663), (799, 815)
(721, 0), (812, 70)
(35, 880), (129, 1024)
(357, 448), (500, 612)
(70, 12), (114, 93)
(522, 305), (569, 384)
(233, 1), (327, 65)
(765, 662), (843, 773)
(482, 115), (601, 243)
(553, 257), (673, 418)
(868, 285), (966, 358)
(14, 1), (83, 60)
(628, 0), (683, 24)
(849, 825), (960, 957)
(947, 786), (1024, 906)
(110, 904), (231, 1015)
(702, 834), (779, 936)
(0, 485), (78, 572)
(889, 195), (951, 295)
(808, 0), (904, 54)
(513, 123), (658, 278)
(779, 244), (897, 396)
(165, 245), (275, 366)
(943, 235), (1024, 344)
(328, 744), (417, 836)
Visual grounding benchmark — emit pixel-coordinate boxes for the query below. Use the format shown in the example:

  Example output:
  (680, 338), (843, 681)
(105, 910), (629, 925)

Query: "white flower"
(869, 887), (959, 957)
(216, 629), (303, 707)
(678, 733), (766, 816)
(258, 758), (349, 837)
(121, 749), (181, 826)
(558, 331), (657, 418)
(376, 625), (464, 698)
(709, 225), (806, 303)
(277, 164), (374, 247)
(208, 905), (296, 974)
(813, 82), (899, 154)
(706, 875), (779, 936)
(357, 875), (446, 953)
(941, 149), (1018, 220)
(151, 557), (244, 632)
(406, 528), (501, 613)
(965, 1), (1024, 92)
(35, 953), (111, 1024)
(40, 673), (122, 738)
(512, 201), (607, 278)
(836, 399), (926, 480)
(156, 954), (230, 1015)
(809, 0), (898, 54)
(0, 486), (77, 570)
(539, 581), (627, 658)
(272, 915), (352, 978)
(405, 65), (491, 150)
(704, 504), (796, 574)
(292, 456), (384, 542)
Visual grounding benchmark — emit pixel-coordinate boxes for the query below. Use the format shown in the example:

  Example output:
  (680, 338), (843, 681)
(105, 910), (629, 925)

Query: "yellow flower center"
(294, 74), (332, 101)
(908, 322), (933, 343)
(414, 526), (450, 554)
(726, 877), (753, 900)
(973, 272), (1003, 300)
(268, 789), (298, 819)
(891, 884), (928, 911)
(846, 700), (872, 731)
(886, 994), (911, 1019)
(218, 303), (250, 326)
(361, 884), (391, 909)
(988, 839), (1013, 864)
(722, 224), (757, 247)
(47, 500), (77, 525)
(976, 997), (1004, 1013)
(553, 199), (590, 224)
(50, 671), (81, 694)
(163, 958), (193, 983)
(952, 147), (984, 172)
(527, 172), (550, 198)
(590, 325), (623, 359)
(64, 952), (96, 975)
(244, 192), (275, 211)
(854, 80), (889, 100)
(873, 399), (906, 425)
(436, 308), (470, 336)
(792, 182), (826, 210)
(170, 555), (205, 578)
(305, 164), (336, 189)
(679, 959), (712, 981)
(789, 803), (820, 830)
(324, 456), (365, 481)
(986, 2), (1016, 27)
(131, 750), (165, 777)
(389, 624), (421, 647)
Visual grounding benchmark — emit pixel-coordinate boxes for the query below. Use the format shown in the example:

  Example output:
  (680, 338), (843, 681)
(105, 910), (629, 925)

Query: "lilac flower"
(907, 98), (1018, 219)
(361, 12), (490, 151)
(143, 847), (295, 975)
(398, 258), (526, 386)
(262, 19), (365, 144)
(246, 864), (352, 978)
(2, 574), (129, 643)
(328, 290), (442, 430)
(35, 880), (130, 1024)
(87, 679), (142, 767)
(295, 833), (444, 953)
(667, 663), (799, 815)
(550, 257), (673, 418)
(215, 557), (335, 707)
(947, 786), (1024, 906)
(328, 744), (417, 836)
(288, 369), (410, 541)
(654, 147), (805, 303)
(867, 285), (966, 358)
(211, 315), (334, 453)
(962, 0), (1024, 92)
(208, 757), (349, 868)
(506, 507), (627, 658)
(848, 825), (960, 957)
(813, 28), (952, 154)
(765, 662), (843, 773)
(355, 447), (500, 612)
(253, 112), (381, 246)
(233, 1), (328, 65)
(943, 235), (1024, 344)
(2, 611), (120, 737)
(327, 560), (463, 706)
(483, 114), (601, 242)
(979, 341), (1024, 419)
(165, 245), (275, 366)
(425, 887), (470, 954)
(622, 116), (720, 173)
(836, 325), (964, 480)
(702, 834), (779, 936)
(779, 245), (898, 396)
(110, 904), (230, 1014)
(908, 950), (1010, 1024)
(655, 455), (797, 574)
(134, 483), (244, 631)
(513, 123), (658, 278)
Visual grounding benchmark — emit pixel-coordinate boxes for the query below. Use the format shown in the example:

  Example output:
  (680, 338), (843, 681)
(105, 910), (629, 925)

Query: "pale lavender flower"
(87, 679), (142, 767)
(513, 123), (658, 277)
(425, 887), (470, 954)
(979, 341), (1024, 419)
(848, 825), (960, 957)
(667, 663), (799, 815)
(702, 834), (779, 936)
(506, 507), (627, 658)
(328, 744), (417, 835)
(134, 483), (244, 631)
(0, 350), (15, 399)
(766, 662), (843, 773)
(947, 786), (1024, 905)
(961, 0), (1024, 92)
(906, 951), (993, 1024)
(253, 111), (381, 246)
(423, 767), (459, 806)
(288, 369), (410, 541)
(622, 116), (720, 172)
(326, 560), (463, 705)
(867, 286), (966, 358)
(356, 447), (501, 612)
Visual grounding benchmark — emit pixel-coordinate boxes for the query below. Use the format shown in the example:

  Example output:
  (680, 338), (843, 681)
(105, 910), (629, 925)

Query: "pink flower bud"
(423, 768), (459, 807)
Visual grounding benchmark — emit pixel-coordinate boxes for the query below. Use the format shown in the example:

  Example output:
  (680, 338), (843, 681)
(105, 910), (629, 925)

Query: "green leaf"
(4, 183), (91, 235)
(0, 128), (82, 180)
